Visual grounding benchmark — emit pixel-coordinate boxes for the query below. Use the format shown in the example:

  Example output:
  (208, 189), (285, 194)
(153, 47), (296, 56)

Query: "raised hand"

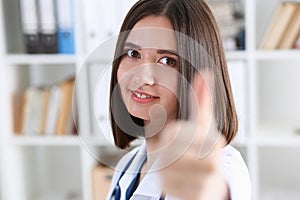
(158, 72), (229, 200)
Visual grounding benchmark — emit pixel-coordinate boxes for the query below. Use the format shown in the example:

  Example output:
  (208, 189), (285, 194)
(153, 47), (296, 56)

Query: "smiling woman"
(117, 17), (179, 123)
(107, 0), (251, 200)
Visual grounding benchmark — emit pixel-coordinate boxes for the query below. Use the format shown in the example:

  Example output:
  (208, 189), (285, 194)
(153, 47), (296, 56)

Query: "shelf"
(261, 189), (300, 200)
(78, 136), (112, 147)
(32, 191), (82, 200)
(255, 127), (300, 146)
(10, 135), (81, 146)
(255, 135), (300, 147)
(225, 50), (247, 60)
(5, 54), (77, 65)
(8, 50), (297, 65)
(255, 50), (300, 60)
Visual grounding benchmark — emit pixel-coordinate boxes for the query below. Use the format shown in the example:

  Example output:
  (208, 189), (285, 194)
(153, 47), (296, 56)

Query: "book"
(39, 89), (50, 134)
(83, 0), (138, 52)
(278, 4), (300, 49)
(18, 78), (76, 136)
(259, 2), (298, 49)
(12, 91), (24, 134)
(55, 78), (75, 135)
(21, 88), (36, 135)
(208, 1), (244, 50)
(44, 86), (61, 135)
(21, 87), (49, 135)
(82, 0), (106, 52)
(235, 28), (246, 50)
(92, 165), (114, 200)
(19, 0), (41, 53)
(38, 0), (58, 53)
(56, 0), (75, 54)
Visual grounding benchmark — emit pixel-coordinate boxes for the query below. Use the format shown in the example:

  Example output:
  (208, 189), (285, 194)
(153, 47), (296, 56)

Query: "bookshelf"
(0, 0), (300, 200)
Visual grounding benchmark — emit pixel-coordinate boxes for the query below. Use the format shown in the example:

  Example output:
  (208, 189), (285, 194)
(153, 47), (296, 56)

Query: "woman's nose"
(134, 61), (156, 86)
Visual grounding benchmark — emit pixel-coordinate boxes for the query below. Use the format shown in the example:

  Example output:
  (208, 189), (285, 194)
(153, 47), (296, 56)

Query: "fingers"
(157, 70), (222, 162)
(157, 71), (227, 200)
(159, 133), (226, 200)
(156, 120), (225, 172)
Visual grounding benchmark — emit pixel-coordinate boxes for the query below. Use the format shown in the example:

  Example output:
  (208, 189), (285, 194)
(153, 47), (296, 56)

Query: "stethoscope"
(110, 151), (165, 200)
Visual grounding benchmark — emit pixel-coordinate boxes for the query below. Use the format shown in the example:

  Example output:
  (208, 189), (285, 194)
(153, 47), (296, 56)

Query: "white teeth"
(134, 91), (152, 99)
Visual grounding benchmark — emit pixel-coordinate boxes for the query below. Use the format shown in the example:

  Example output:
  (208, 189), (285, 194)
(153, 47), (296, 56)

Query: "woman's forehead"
(125, 16), (177, 51)
(133, 15), (174, 30)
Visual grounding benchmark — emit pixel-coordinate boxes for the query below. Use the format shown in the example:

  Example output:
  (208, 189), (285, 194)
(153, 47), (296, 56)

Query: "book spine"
(83, 0), (103, 52)
(278, 3), (300, 49)
(12, 91), (24, 134)
(38, 0), (58, 53)
(22, 88), (45, 135)
(45, 86), (61, 135)
(260, 2), (298, 49)
(39, 89), (50, 134)
(19, 0), (41, 53)
(55, 79), (74, 135)
(278, 4), (300, 49)
(56, 0), (75, 54)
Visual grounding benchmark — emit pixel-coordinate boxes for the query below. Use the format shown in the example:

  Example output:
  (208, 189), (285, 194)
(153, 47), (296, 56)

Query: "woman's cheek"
(117, 60), (132, 81)
(117, 65), (132, 98)
(116, 67), (124, 82)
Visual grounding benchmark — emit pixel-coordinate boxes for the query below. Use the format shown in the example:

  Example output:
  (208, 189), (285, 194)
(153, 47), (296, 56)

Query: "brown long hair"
(109, 0), (238, 149)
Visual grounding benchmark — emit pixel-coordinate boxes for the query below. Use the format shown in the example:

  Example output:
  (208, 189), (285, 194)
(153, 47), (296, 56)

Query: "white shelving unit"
(1, 0), (300, 200)
(249, 1), (300, 199)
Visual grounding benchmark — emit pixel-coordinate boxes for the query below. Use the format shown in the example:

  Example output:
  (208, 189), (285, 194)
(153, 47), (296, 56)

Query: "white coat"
(106, 141), (251, 200)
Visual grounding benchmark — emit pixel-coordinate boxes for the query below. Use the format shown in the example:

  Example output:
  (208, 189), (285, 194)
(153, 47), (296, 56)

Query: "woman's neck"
(143, 119), (175, 168)
(139, 132), (162, 174)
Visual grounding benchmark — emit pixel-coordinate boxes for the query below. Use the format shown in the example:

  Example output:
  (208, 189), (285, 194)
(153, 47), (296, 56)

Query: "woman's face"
(117, 15), (179, 122)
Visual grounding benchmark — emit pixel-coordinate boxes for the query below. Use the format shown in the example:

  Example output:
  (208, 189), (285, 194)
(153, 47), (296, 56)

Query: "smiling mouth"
(131, 90), (159, 102)
(133, 91), (155, 98)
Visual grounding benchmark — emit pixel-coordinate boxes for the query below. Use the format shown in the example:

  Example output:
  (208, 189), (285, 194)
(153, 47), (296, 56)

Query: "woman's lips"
(131, 90), (159, 103)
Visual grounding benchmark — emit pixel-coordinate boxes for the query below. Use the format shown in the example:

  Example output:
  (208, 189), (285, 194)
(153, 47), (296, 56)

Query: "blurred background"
(0, 0), (300, 200)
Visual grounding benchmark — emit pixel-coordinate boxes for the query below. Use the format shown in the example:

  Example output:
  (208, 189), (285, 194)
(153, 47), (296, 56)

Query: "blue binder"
(56, 0), (75, 54)
(57, 28), (75, 54)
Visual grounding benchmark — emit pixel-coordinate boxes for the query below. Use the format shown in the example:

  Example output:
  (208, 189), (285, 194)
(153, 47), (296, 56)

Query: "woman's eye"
(158, 57), (177, 66)
(126, 49), (141, 58)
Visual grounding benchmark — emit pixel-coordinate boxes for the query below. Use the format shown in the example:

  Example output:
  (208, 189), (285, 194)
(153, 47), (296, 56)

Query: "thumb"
(189, 71), (225, 158)
(189, 71), (213, 126)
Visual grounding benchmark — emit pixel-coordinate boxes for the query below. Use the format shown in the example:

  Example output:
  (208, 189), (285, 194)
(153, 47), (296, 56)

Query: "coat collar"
(107, 141), (180, 200)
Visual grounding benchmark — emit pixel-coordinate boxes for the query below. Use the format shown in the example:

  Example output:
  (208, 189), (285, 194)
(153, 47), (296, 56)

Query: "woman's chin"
(128, 109), (150, 121)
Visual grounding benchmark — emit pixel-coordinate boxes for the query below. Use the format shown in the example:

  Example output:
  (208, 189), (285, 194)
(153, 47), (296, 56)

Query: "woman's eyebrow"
(156, 49), (178, 56)
(124, 42), (178, 56)
(124, 42), (141, 49)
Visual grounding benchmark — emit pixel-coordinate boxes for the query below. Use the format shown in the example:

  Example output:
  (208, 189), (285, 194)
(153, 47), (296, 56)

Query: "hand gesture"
(158, 72), (229, 200)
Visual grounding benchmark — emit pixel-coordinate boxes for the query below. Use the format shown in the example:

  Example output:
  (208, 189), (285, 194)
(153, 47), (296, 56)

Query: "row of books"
(259, 1), (300, 50)
(19, 0), (75, 54)
(12, 78), (77, 136)
(208, 0), (245, 51)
